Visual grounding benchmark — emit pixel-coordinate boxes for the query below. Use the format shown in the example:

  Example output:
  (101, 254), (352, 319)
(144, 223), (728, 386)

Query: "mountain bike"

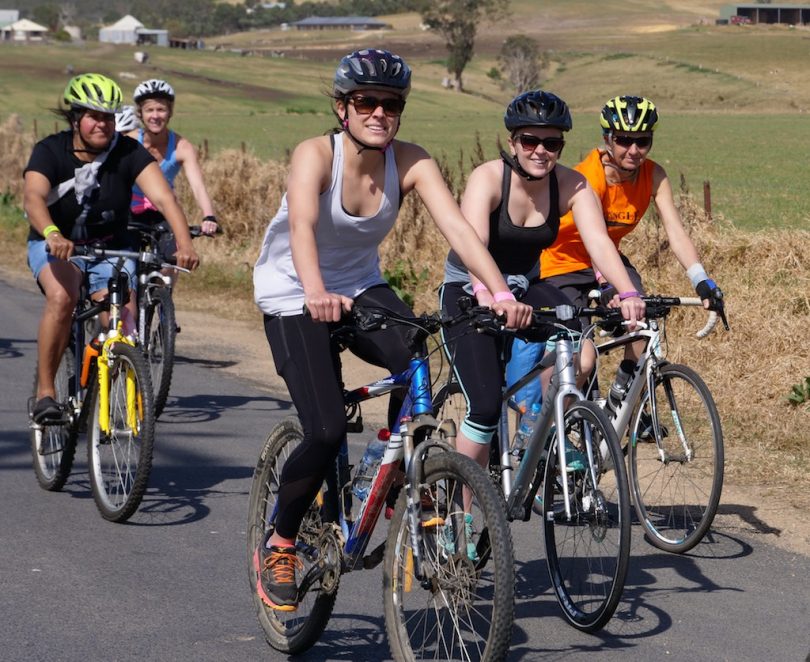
(582, 295), (727, 553)
(28, 246), (156, 522)
(433, 301), (631, 633)
(128, 220), (216, 418)
(246, 306), (514, 661)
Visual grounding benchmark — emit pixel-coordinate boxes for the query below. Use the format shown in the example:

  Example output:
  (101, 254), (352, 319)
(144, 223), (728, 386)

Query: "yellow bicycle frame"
(96, 325), (140, 435)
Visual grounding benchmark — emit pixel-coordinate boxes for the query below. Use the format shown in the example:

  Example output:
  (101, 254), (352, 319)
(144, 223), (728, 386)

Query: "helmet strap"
(500, 150), (546, 181)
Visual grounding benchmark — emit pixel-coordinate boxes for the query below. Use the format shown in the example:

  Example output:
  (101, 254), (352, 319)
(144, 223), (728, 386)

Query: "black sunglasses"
(612, 135), (653, 149)
(349, 95), (406, 117)
(515, 134), (565, 153)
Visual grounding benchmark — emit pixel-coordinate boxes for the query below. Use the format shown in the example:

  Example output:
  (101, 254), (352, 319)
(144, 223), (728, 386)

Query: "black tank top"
(448, 161), (561, 275)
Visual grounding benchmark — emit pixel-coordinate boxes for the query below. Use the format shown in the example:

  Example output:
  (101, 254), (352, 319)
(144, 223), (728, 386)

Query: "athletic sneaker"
(637, 411), (668, 441)
(564, 437), (587, 473)
(31, 396), (64, 425)
(440, 513), (479, 562)
(253, 532), (301, 611)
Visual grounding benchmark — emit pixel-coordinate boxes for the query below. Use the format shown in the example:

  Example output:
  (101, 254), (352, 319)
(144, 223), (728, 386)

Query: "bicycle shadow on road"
(269, 613), (387, 661)
(0, 336), (35, 359)
(156, 392), (293, 423)
(172, 353), (237, 370)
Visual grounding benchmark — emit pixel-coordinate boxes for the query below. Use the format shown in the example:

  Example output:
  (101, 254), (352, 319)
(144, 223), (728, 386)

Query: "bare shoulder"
(555, 163), (589, 197)
(291, 134), (333, 165)
(391, 139), (431, 170)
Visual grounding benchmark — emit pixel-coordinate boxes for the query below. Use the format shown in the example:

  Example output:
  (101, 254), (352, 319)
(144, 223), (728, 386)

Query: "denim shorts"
(27, 239), (137, 294)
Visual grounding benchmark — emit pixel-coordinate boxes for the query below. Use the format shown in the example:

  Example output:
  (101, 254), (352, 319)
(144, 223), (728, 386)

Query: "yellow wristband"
(43, 225), (61, 238)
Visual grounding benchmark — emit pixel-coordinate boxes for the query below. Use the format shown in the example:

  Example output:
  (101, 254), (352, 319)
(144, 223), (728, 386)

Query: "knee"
(44, 287), (78, 320)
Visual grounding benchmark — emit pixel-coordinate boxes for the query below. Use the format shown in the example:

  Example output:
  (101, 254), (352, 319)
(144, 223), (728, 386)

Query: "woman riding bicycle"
(252, 49), (532, 612)
(24, 73), (199, 424)
(440, 90), (645, 475)
(540, 95), (724, 389)
(127, 78), (219, 242)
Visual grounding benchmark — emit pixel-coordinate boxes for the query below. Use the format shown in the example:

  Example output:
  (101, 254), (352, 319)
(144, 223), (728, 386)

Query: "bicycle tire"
(30, 350), (79, 491)
(629, 363), (724, 553)
(383, 451), (514, 662)
(87, 342), (155, 522)
(542, 400), (630, 633)
(246, 419), (338, 655)
(143, 284), (176, 418)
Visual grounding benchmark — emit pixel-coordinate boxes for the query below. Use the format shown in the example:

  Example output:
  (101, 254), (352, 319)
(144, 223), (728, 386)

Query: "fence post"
(240, 141), (246, 154)
(33, 118), (38, 140)
(203, 138), (209, 160)
(703, 180), (712, 220)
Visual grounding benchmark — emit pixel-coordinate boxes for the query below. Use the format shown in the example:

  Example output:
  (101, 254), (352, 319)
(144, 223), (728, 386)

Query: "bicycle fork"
(96, 330), (139, 435)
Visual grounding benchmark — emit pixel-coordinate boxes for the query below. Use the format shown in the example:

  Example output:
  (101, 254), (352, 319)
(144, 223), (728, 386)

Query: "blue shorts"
(27, 240), (137, 295)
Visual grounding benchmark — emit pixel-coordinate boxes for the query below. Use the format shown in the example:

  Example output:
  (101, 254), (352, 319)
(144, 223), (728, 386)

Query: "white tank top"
(254, 134), (401, 316)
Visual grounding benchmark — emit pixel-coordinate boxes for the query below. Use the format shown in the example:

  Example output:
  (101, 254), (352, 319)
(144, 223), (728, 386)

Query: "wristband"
(472, 282), (489, 295)
(43, 225), (61, 238)
(493, 291), (516, 302)
(202, 215), (217, 223)
(618, 290), (641, 301)
(594, 270), (603, 282)
(686, 262), (709, 288)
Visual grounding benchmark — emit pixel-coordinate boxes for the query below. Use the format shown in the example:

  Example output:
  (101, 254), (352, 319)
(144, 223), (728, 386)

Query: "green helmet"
(63, 73), (123, 114)
(600, 95), (659, 133)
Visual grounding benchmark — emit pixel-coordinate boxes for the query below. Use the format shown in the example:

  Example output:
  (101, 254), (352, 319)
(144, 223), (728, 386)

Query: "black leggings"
(263, 285), (413, 540)
(440, 281), (579, 444)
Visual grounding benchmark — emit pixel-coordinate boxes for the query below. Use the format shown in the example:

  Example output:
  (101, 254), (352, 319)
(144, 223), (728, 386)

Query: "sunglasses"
(515, 134), (565, 153)
(349, 95), (406, 117)
(612, 135), (653, 149)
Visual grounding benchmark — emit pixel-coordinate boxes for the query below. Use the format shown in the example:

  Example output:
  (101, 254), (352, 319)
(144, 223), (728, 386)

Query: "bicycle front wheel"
(143, 285), (176, 418)
(87, 342), (155, 522)
(383, 452), (514, 662)
(629, 363), (724, 553)
(30, 349), (79, 491)
(542, 401), (630, 633)
(246, 419), (338, 655)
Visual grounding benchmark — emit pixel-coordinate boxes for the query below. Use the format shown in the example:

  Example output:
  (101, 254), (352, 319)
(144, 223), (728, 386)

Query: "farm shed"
(99, 14), (168, 47)
(290, 16), (390, 31)
(719, 3), (810, 25)
(1, 18), (48, 41)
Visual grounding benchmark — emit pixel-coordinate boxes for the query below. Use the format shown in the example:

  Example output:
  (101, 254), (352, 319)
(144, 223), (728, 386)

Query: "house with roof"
(99, 14), (168, 47)
(719, 3), (810, 24)
(290, 16), (390, 31)
(1, 17), (49, 41)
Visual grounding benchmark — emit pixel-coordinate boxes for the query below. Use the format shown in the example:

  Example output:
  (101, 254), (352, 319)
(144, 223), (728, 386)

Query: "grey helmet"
(333, 49), (411, 99)
(504, 90), (572, 132)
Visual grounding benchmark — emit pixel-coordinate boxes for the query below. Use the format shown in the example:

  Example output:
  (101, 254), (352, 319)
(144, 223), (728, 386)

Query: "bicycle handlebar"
(588, 295), (727, 338)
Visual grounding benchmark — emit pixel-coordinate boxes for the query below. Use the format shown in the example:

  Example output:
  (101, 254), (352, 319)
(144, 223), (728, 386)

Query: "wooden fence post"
(33, 118), (38, 140)
(703, 180), (712, 220)
(203, 138), (209, 160)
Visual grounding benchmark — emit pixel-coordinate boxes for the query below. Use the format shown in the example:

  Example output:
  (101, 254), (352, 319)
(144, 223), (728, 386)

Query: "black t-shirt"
(25, 130), (155, 245)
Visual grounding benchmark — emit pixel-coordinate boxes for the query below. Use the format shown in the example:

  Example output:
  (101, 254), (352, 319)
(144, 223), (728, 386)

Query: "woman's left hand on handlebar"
(201, 217), (219, 236)
(492, 299), (533, 329)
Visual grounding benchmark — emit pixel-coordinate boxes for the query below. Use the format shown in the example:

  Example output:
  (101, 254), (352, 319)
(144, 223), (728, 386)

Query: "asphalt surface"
(2, 272), (809, 662)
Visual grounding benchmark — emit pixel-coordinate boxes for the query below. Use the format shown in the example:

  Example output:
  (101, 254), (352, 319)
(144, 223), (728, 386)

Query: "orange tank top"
(540, 148), (655, 278)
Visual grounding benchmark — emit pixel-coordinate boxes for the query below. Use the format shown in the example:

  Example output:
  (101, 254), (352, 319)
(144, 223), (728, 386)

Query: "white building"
(1, 18), (49, 41)
(99, 15), (168, 47)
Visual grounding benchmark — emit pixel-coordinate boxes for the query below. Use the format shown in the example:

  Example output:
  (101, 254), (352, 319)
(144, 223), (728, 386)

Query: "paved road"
(2, 272), (809, 662)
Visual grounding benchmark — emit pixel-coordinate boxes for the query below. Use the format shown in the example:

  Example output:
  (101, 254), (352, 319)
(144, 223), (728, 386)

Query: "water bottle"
(608, 359), (636, 410)
(505, 338), (543, 410)
(352, 428), (389, 501)
(513, 401), (541, 454)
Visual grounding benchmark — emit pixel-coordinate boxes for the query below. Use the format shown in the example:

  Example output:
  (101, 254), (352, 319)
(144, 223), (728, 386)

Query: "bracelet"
(594, 270), (603, 282)
(202, 215), (217, 223)
(493, 291), (516, 302)
(43, 224), (61, 238)
(472, 282), (489, 295)
(618, 290), (641, 301)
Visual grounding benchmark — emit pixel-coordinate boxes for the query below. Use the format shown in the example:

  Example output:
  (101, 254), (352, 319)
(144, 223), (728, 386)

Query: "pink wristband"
(618, 290), (641, 301)
(493, 291), (516, 302)
(472, 282), (489, 295)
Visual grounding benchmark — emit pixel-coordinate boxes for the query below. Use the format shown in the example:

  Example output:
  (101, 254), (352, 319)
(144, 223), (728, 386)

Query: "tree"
(33, 3), (61, 30)
(420, 0), (511, 92)
(498, 34), (545, 95)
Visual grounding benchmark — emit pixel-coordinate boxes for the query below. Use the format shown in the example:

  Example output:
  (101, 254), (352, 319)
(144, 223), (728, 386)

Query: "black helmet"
(504, 90), (572, 132)
(333, 49), (411, 99)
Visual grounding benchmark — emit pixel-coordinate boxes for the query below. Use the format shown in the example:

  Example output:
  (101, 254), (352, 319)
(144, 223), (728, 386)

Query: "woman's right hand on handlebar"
(491, 299), (533, 329)
(173, 244), (200, 271)
(305, 291), (353, 322)
(45, 232), (74, 261)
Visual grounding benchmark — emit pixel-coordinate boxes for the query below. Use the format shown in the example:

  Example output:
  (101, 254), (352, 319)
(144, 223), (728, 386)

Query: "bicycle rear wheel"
(542, 401), (630, 633)
(87, 342), (155, 522)
(143, 285), (176, 418)
(247, 419), (338, 655)
(383, 451), (514, 662)
(30, 349), (79, 491)
(629, 363), (724, 553)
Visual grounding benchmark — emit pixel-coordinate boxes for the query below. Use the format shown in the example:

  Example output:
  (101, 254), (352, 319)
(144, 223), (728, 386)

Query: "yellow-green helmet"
(600, 95), (659, 133)
(63, 73), (123, 114)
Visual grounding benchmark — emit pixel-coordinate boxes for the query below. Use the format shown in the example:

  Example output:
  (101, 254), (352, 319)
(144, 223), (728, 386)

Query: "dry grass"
(2, 115), (807, 492)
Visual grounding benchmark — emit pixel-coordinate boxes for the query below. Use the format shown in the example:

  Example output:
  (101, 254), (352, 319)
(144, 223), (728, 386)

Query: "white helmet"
(115, 105), (139, 132)
(133, 79), (175, 104)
